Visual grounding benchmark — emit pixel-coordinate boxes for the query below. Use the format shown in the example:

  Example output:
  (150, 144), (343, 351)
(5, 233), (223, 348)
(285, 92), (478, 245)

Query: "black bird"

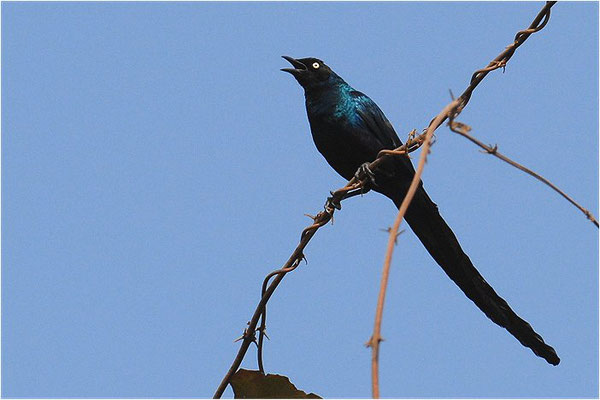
(281, 56), (559, 365)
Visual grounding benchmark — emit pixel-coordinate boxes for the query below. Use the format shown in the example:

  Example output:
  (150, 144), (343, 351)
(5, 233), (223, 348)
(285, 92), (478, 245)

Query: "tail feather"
(388, 185), (559, 365)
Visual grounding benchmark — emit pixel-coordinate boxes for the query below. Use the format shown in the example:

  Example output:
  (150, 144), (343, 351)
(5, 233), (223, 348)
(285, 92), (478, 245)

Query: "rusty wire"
(455, 1), (554, 117)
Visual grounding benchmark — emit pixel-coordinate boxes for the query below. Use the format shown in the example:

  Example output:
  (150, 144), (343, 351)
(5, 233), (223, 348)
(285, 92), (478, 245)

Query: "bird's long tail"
(386, 184), (559, 365)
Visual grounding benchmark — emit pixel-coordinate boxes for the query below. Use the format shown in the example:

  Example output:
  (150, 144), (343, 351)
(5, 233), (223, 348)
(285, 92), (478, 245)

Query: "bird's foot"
(354, 162), (376, 192)
(325, 191), (342, 211)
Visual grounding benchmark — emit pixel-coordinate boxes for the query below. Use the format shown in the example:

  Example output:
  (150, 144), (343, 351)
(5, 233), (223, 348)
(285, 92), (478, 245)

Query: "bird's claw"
(355, 162), (376, 190)
(325, 192), (342, 211)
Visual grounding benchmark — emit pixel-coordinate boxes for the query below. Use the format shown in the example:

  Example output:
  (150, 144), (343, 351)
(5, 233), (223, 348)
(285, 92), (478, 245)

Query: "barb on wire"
(213, 131), (426, 399)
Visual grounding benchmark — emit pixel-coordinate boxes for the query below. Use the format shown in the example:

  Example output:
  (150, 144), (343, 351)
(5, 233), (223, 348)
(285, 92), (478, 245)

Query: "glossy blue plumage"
(302, 71), (408, 182)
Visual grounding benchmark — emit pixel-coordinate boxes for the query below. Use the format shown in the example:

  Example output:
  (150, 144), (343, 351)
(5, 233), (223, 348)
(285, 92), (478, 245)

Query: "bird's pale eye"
(312, 62), (320, 69)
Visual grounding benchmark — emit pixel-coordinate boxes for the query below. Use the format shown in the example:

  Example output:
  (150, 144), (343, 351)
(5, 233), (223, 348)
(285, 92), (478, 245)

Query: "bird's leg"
(354, 162), (376, 193)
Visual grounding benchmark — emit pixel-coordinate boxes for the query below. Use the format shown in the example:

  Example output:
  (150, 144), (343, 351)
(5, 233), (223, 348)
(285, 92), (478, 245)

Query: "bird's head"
(281, 56), (339, 91)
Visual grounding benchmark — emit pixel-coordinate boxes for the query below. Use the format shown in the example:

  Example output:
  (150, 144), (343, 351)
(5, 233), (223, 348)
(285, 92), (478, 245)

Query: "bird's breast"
(306, 108), (378, 180)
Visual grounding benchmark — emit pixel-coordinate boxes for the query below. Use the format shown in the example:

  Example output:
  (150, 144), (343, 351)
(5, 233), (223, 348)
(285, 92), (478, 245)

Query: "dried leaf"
(229, 369), (321, 399)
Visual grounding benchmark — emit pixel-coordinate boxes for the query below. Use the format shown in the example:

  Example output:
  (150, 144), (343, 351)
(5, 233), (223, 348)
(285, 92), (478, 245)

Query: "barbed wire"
(213, 134), (423, 399)
(214, 2), (597, 398)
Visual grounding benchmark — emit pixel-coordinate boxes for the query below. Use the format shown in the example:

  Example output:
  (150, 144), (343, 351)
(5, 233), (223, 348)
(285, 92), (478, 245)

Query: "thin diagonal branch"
(449, 121), (599, 227)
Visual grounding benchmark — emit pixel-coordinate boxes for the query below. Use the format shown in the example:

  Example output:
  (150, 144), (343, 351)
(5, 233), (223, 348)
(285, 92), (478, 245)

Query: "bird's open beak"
(281, 56), (307, 77)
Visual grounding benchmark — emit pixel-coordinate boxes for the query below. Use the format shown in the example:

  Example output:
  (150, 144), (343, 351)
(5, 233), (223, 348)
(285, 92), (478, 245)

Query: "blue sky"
(2, 2), (598, 398)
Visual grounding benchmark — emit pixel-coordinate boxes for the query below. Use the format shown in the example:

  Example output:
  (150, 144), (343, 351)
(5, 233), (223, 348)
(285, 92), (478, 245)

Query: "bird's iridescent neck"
(304, 74), (354, 113)
(305, 79), (358, 124)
